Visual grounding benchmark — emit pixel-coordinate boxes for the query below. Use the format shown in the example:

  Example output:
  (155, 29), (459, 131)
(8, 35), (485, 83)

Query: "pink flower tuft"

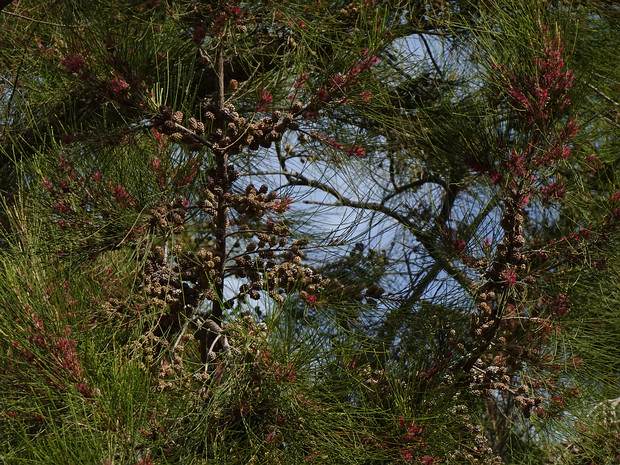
(193, 27), (207, 42)
(61, 55), (84, 73)
(345, 145), (366, 158)
(255, 91), (273, 111)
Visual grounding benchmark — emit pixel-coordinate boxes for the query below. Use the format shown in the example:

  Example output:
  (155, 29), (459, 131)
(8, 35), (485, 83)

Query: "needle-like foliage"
(1, 1), (619, 464)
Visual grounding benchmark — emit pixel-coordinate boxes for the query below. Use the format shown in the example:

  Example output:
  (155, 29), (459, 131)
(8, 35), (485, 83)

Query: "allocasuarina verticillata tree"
(0, 1), (619, 464)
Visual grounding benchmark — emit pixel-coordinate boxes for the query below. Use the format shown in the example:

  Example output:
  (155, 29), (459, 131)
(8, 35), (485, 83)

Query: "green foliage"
(1, 0), (620, 464)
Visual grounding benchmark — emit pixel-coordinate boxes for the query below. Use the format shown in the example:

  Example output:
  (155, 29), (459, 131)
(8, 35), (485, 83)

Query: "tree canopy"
(1, 1), (619, 464)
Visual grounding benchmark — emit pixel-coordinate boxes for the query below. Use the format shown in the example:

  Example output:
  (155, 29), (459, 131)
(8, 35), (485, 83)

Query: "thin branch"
(1, 10), (86, 27)
(172, 317), (191, 356)
(585, 81), (620, 107)
(281, 168), (473, 291)
(216, 43), (225, 110)
(421, 34), (444, 79)
(601, 114), (620, 129)
(374, 261), (443, 353)
(3, 20), (41, 133)
(380, 173), (447, 206)
(154, 120), (215, 150)
(368, 193), (500, 353)
(388, 153), (398, 192)
(592, 71), (620, 86)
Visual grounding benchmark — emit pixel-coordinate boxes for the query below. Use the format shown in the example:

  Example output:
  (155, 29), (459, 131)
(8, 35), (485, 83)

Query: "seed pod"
(292, 101), (303, 113)
(188, 117), (198, 130)
(170, 132), (183, 141)
(274, 123), (288, 133)
(172, 213), (184, 224)
(172, 111), (184, 123)
(479, 302), (492, 315)
(366, 283), (385, 298)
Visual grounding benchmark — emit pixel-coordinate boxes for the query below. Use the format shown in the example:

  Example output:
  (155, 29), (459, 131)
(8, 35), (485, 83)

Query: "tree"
(1, 1), (619, 464)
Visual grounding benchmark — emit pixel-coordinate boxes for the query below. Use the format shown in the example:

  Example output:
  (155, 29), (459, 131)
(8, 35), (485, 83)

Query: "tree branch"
(1, 9), (84, 27)
(281, 169), (473, 291)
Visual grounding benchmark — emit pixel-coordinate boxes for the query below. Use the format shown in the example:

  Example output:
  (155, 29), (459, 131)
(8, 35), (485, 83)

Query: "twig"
(585, 81), (620, 107)
(279, 168), (473, 291)
(2, 10), (86, 27)
(421, 34), (444, 80)
(171, 317), (191, 356)
(380, 173), (448, 206)
(216, 43), (225, 110)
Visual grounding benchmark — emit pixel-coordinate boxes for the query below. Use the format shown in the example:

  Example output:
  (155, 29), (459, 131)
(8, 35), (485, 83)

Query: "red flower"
(192, 27), (206, 42)
(420, 457), (439, 465)
(255, 91), (273, 111)
(345, 145), (366, 158)
(502, 268), (517, 286)
(110, 76), (130, 93)
(61, 55), (84, 73)
(400, 449), (414, 462)
(452, 239), (466, 254)
(273, 197), (292, 213)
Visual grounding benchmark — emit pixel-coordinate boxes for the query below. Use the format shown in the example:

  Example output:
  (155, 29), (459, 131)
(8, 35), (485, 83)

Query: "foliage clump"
(1, 0), (619, 464)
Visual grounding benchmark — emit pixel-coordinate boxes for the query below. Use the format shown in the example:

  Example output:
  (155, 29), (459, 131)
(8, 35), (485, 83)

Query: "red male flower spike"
(61, 55), (84, 74)
(256, 91), (273, 111)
